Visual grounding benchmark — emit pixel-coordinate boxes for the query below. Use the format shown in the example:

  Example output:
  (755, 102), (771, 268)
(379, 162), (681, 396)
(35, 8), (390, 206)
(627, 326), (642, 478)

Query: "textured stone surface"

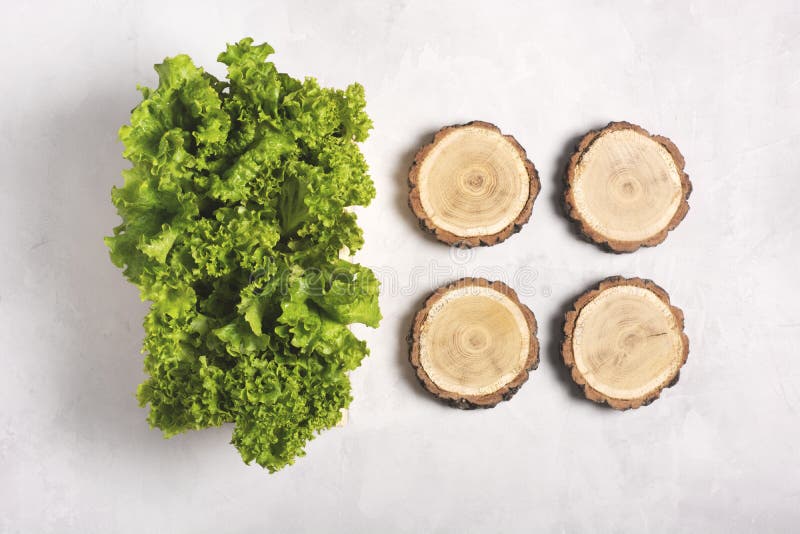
(1, 1), (799, 531)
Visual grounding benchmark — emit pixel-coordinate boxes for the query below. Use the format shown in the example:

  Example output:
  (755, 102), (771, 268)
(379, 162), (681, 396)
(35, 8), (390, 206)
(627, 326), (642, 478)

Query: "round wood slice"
(408, 121), (540, 247)
(564, 122), (692, 253)
(562, 277), (689, 409)
(409, 278), (539, 409)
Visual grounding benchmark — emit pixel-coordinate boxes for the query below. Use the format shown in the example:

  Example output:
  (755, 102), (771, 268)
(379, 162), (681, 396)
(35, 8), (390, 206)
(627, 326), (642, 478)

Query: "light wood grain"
(562, 277), (689, 409)
(564, 122), (691, 252)
(409, 278), (539, 408)
(409, 122), (539, 247)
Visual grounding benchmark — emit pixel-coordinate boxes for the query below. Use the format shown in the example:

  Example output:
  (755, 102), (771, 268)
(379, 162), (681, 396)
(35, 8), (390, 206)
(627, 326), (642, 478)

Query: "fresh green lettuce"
(106, 38), (380, 472)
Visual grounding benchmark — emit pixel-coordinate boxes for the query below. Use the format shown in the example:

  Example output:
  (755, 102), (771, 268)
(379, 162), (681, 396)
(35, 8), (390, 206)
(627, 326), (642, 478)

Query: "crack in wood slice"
(564, 122), (692, 253)
(562, 277), (689, 410)
(408, 121), (540, 247)
(409, 278), (539, 409)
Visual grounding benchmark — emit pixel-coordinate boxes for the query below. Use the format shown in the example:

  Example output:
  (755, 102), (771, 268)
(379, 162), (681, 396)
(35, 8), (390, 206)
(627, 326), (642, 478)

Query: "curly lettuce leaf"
(107, 38), (380, 472)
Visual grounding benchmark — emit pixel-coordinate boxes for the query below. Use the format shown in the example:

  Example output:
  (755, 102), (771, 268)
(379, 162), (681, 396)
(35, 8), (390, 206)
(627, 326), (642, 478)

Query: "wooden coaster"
(409, 278), (539, 409)
(562, 277), (689, 409)
(564, 122), (692, 253)
(408, 121), (540, 247)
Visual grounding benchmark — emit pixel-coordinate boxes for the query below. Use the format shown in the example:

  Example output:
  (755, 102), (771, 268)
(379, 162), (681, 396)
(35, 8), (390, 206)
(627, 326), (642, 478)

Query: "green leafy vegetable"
(106, 38), (380, 472)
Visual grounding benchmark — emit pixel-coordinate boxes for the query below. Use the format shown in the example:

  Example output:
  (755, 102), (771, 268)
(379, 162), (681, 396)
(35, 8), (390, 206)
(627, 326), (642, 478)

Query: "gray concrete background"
(1, 1), (798, 531)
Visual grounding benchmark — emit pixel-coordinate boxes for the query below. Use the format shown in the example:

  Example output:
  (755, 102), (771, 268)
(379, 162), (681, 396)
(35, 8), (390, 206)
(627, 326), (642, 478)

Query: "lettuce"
(106, 38), (380, 472)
